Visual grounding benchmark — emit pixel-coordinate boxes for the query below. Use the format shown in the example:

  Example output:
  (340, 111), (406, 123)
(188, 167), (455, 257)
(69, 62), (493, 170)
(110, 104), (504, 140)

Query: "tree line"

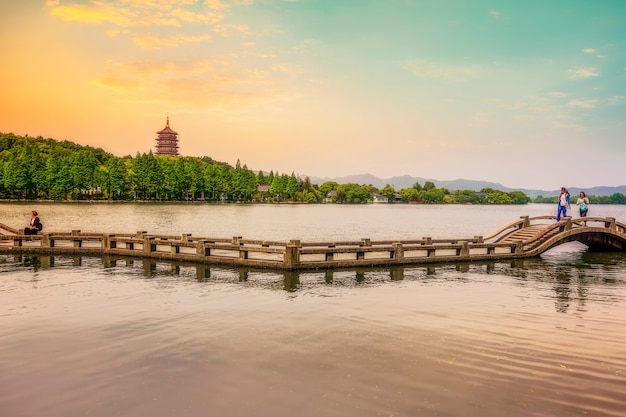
(533, 194), (626, 205)
(1, 133), (531, 204)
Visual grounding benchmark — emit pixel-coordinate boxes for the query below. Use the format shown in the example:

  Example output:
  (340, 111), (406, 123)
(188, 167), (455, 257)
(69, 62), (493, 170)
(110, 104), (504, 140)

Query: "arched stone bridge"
(485, 216), (626, 256)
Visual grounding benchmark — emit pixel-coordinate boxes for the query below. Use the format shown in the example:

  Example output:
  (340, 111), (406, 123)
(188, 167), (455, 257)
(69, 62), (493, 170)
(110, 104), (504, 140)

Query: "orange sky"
(2, 1), (625, 189)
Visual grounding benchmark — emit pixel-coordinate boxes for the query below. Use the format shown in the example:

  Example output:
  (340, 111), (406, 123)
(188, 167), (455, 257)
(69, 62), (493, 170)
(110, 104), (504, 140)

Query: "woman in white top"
(556, 187), (570, 221)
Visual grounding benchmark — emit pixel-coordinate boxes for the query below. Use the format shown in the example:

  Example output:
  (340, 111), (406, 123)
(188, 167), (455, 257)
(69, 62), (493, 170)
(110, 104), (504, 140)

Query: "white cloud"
(132, 33), (212, 49)
(94, 57), (290, 108)
(204, 0), (229, 10)
(607, 96), (625, 106)
(568, 99), (599, 108)
(488, 9), (510, 23)
(552, 121), (584, 130)
(471, 112), (495, 127)
(582, 48), (596, 54)
(568, 67), (599, 80)
(48, 1), (227, 29)
(401, 60), (480, 81)
(292, 39), (321, 55)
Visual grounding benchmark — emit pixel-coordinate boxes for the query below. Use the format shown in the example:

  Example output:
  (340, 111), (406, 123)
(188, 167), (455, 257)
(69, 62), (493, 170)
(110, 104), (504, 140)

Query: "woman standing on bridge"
(556, 187), (570, 221)
(577, 191), (590, 226)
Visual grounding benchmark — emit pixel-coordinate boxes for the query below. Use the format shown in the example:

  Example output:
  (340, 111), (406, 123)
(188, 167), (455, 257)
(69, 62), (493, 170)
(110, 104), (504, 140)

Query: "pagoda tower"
(155, 115), (179, 156)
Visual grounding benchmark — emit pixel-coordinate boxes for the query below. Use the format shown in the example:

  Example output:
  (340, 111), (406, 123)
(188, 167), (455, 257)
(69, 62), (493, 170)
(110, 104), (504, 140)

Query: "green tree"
(102, 157), (128, 199)
(508, 191), (531, 204)
(486, 190), (513, 204)
(336, 183), (372, 203)
(46, 152), (73, 200)
(423, 181), (436, 191)
(233, 163), (258, 200)
(399, 188), (421, 202)
(420, 188), (445, 203)
(133, 151), (162, 199)
(270, 173), (287, 201)
(452, 190), (481, 204)
(319, 181), (339, 198)
(70, 150), (99, 199)
(610, 193), (626, 204)
(285, 172), (301, 200)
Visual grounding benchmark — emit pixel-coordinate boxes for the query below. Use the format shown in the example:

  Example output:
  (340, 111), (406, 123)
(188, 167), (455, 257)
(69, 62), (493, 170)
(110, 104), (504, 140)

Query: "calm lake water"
(2, 202), (626, 417)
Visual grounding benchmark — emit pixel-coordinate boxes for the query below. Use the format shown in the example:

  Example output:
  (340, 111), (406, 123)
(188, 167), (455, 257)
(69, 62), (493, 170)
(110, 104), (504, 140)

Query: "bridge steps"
(498, 225), (546, 243)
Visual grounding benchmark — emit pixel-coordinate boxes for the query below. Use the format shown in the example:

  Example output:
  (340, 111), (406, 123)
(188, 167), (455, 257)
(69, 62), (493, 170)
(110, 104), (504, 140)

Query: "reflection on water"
(4, 251), (626, 311)
(2, 207), (626, 417)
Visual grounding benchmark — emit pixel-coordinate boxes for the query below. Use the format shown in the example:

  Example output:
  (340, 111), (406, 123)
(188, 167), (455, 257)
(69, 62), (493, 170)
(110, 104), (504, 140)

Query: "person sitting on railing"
(24, 210), (43, 235)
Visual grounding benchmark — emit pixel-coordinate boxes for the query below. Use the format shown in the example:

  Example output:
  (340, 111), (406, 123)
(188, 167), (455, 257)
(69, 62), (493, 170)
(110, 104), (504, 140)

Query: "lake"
(1, 202), (626, 417)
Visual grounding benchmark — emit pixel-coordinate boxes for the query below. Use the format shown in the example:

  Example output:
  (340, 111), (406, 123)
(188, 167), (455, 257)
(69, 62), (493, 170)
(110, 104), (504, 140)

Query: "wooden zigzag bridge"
(1, 216), (625, 271)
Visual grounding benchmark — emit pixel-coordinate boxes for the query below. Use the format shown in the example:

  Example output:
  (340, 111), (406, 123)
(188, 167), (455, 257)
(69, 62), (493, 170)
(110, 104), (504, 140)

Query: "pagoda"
(155, 115), (179, 156)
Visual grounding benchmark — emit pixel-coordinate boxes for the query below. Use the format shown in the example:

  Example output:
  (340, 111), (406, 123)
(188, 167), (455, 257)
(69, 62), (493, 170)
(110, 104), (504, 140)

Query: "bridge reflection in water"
(6, 247), (626, 313)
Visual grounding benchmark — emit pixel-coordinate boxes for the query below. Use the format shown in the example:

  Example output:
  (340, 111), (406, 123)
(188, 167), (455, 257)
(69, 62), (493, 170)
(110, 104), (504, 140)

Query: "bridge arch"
(529, 228), (626, 256)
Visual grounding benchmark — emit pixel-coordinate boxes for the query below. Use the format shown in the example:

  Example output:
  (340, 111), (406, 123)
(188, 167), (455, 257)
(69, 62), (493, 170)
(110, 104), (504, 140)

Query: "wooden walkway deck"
(1, 216), (625, 271)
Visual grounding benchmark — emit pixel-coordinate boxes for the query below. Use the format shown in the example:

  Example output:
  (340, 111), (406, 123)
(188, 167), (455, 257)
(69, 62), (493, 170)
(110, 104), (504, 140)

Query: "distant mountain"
(307, 173), (626, 198)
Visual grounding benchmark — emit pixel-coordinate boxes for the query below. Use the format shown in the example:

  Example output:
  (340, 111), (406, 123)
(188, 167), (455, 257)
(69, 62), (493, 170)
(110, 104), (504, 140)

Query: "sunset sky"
(2, 0), (625, 190)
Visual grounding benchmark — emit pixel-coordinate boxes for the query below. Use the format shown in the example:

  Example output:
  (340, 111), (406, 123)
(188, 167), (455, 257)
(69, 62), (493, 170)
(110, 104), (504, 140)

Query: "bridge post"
(41, 233), (51, 248)
(196, 240), (210, 256)
(232, 236), (243, 245)
(514, 241), (524, 254)
(360, 238), (371, 247)
(325, 243), (335, 261)
(459, 241), (469, 257)
(564, 218), (572, 231)
(136, 231), (147, 239)
(422, 237), (432, 245)
(392, 242), (404, 260)
(72, 230), (82, 248)
(474, 236), (483, 243)
(520, 216), (530, 228)
(143, 237), (155, 253)
(284, 240), (301, 269)
(181, 234), (191, 243)
(605, 217), (616, 231)
(102, 234), (116, 250)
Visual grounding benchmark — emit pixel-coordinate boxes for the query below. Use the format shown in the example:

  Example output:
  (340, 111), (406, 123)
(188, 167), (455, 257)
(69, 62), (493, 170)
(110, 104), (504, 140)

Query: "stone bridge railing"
(2, 216), (625, 271)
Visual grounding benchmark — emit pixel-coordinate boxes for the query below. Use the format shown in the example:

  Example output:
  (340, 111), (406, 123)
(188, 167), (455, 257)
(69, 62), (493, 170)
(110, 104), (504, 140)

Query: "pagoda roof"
(156, 126), (178, 134)
(156, 115), (178, 134)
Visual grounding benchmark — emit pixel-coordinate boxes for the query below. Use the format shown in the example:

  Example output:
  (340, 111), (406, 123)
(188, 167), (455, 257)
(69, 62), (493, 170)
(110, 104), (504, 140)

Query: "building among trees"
(155, 115), (179, 156)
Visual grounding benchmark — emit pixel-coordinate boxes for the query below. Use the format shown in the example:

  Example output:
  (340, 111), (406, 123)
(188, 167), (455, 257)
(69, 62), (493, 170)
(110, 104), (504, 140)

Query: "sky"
(1, 0), (625, 190)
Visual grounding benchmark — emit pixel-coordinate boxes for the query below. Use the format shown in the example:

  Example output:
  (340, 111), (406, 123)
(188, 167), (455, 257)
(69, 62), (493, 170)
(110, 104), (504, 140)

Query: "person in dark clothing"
(24, 210), (42, 235)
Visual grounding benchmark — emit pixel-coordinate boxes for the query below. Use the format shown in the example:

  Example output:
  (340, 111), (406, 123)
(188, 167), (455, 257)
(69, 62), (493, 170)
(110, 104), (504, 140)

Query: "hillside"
(308, 173), (626, 198)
